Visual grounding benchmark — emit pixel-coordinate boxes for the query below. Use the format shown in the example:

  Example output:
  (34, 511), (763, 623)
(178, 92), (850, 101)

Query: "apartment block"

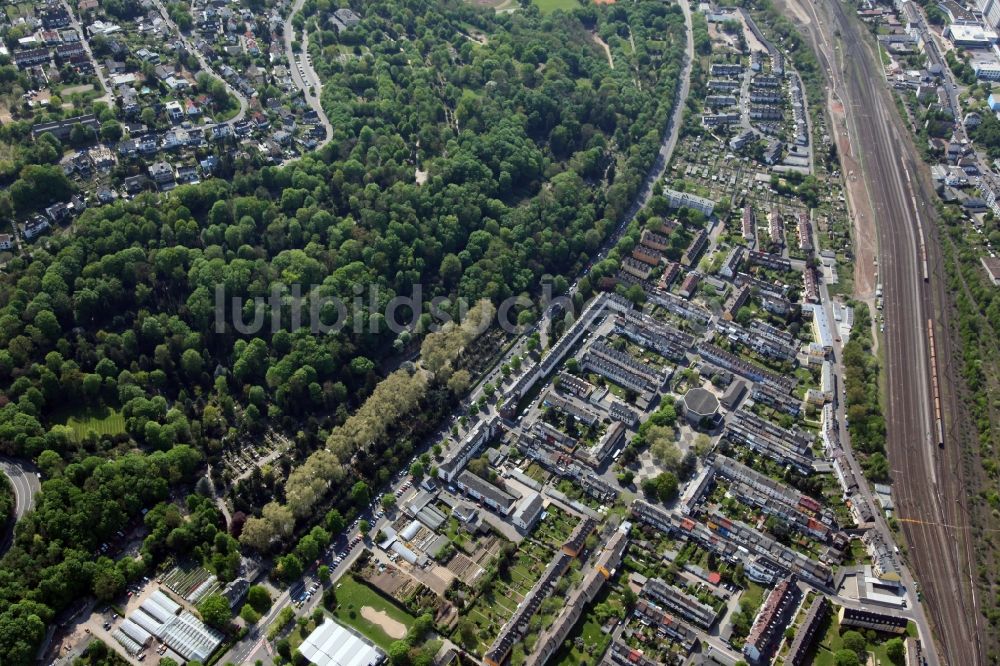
(748, 250), (793, 272)
(665, 190), (716, 217)
(837, 607), (908, 635)
(542, 392), (600, 427)
(613, 310), (694, 362)
(682, 229), (710, 266)
(642, 578), (719, 629)
(581, 342), (666, 395)
(751, 382), (803, 417)
(696, 343), (797, 392)
(787, 597), (830, 666)
(631, 600), (699, 653)
(725, 409), (813, 474)
(711, 62), (744, 77)
(648, 287), (713, 326)
(742, 207), (757, 243)
(744, 577), (801, 664)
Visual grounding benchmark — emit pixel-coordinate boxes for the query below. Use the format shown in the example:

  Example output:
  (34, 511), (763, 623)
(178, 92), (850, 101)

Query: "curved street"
(0, 457), (40, 554)
(150, 0), (249, 125)
(284, 0), (333, 149)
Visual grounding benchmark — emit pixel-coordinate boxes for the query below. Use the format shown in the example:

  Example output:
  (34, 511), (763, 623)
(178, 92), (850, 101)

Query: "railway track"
(784, 0), (984, 661)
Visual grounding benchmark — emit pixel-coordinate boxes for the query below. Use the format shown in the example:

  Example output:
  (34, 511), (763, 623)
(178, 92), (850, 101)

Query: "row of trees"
(840, 303), (889, 482)
(0, 0), (689, 659)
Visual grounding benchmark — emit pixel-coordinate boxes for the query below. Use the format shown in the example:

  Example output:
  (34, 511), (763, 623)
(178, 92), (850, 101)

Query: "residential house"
(22, 215), (51, 240)
(14, 48), (52, 69)
(165, 101), (184, 122)
(45, 202), (72, 224)
(148, 161), (175, 185)
(124, 175), (148, 194)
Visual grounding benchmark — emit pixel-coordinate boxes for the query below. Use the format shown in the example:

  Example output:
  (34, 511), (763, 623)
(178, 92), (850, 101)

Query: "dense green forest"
(0, 0), (688, 661)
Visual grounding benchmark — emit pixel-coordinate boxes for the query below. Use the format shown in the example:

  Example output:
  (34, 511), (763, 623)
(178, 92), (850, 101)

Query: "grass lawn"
(60, 406), (125, 442)
(742, 580), (766, 609)
(332, 575), (416, 650)
(287, 615), (322, 655)
(810, 606), (911, 666)
(551, 586), (617, 666)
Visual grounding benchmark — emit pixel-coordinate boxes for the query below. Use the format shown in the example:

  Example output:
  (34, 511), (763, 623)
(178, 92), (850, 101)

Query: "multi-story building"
(719, 246), (746, 279)
(648, 288), (713, 326)
(748, 250), (792, 272)
(641, 228), (671, 250)
(703, 113), (741, 127)
(665, 189), (716, 216)
(787, 597), (829, 666)
(838, 607), (909, 634)
(862, 530), (903, 582)
(528, 528), (628, 666)
(797, 212), (813, 252)
(696, 343), (797, 392)
(678, 272), (701, 299)
(621, 256), (654, 280)
(742, 207), (757, 243)
(752, 382), (803, 416)
(642, 578), (719, 629)
(632, 244), (661, 266)
(542, 392), (600, 427)
(455, 471), (518, 514)
(631, 600), (698, 653)
(682, 229), (710, 266)
(706, 94), (738, 108)
(711, 63), (744, 77)
(725, 409), (813, 474)
(438, 417), (500, 481)
(744, 577), (801, 664)
(581, 341), (666, 395)
(613, 309), (694, 362)
(585, 421), (626, 467)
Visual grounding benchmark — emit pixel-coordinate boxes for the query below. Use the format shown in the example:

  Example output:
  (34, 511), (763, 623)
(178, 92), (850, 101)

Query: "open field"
(533, 0), (578, 13)
(332, 575), (416, 650)
(60, 407), (126, 442)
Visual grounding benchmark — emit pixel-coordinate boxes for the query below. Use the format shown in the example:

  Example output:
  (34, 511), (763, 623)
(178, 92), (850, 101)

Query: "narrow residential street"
(283, 0), (333, 148)
(60, 0), (111, 104)
(149, 0), (248, 125)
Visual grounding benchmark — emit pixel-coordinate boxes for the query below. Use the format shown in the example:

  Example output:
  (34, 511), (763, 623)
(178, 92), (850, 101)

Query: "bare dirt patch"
(588, 32), (614, 69)
(361, 606), (407, 639)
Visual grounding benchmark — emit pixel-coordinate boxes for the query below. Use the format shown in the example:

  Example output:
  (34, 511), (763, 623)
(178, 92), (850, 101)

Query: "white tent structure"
(299, 619), (386, 666)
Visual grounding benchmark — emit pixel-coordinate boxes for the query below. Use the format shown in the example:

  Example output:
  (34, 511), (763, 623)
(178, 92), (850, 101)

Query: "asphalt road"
(0, 457), (40, 553)
(151, 0), (249, 125)
(61, 0), (112, 104)
(792, 1), (983, 663)
(283, 0), (333, 149)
